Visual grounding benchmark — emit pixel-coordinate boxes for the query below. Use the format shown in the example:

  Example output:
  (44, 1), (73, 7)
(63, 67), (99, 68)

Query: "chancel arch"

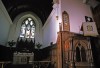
(8, 12), (43, 47)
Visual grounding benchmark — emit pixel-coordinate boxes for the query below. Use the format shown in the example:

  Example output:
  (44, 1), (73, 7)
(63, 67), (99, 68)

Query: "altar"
(13, 52), (34, 64)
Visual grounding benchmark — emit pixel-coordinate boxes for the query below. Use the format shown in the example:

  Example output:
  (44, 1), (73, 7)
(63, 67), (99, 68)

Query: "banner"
(82, 22), (98, 36)
(85, 16), (93, 22)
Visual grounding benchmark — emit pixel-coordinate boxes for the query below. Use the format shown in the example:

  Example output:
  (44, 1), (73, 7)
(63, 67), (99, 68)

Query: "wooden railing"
(0, 61), (11, 68)
(0, 61), (52, 68)
(0, 61), (53, 68)
(32, 61), (51, 68)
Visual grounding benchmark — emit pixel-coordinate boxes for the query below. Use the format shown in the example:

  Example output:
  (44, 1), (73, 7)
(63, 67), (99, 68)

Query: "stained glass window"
(20, 17), (35, 38)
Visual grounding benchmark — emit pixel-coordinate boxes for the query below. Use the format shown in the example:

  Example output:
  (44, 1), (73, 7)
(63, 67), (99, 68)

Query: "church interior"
(0, 0), (100, 68)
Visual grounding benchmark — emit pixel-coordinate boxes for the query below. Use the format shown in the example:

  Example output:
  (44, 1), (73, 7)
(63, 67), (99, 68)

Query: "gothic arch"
(8, 11), (43, 46)
(75, 41), (87, 62)
(74, 40), (88, 50)
(62, 11), (70, 31)
(62, 11), (69, 19)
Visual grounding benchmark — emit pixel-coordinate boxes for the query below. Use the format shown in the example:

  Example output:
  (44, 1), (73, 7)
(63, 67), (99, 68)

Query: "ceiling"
(1, 0), (53, 25)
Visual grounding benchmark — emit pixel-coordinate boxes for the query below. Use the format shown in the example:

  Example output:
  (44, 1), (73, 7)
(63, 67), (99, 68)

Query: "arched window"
(20, 17), (35, 38)
(62, 11), (70, 31)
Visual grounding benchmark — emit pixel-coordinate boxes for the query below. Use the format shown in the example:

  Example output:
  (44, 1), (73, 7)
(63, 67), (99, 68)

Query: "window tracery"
(20, 17), (35, 38)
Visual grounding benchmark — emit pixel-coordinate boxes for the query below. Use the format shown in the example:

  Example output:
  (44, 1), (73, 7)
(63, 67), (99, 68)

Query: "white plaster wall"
(42, 4), (60, 48)
(61, 0), (93, 33)
(0, 1), (12, 45)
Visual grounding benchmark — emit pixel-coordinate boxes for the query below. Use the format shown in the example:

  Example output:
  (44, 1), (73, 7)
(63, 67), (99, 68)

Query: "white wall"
(0, 1), (12, 46)
(42, 4), (60, 48)
(61, 0), (93, 33)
